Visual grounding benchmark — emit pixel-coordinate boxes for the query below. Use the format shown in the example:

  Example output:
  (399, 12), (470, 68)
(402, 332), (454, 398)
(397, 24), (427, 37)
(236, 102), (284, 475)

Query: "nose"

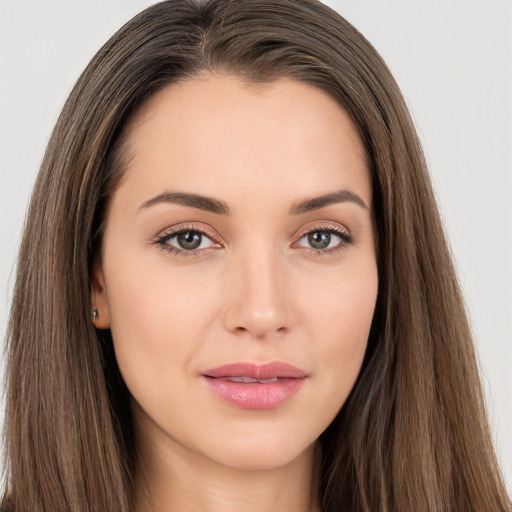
(223, 247), (293, 340)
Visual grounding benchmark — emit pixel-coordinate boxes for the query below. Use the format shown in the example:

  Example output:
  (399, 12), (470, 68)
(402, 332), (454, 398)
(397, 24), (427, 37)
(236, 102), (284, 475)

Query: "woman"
(2, 0), (510, 511)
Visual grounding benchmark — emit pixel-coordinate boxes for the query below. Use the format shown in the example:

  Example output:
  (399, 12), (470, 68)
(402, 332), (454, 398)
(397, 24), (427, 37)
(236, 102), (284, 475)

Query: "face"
(93, 74), (378, 471)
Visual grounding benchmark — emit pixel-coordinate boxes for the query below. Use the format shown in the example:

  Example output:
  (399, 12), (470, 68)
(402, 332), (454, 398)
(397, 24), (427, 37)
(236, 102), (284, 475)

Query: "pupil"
(177, 231), (202, 250)
(308, 231), (330, 249)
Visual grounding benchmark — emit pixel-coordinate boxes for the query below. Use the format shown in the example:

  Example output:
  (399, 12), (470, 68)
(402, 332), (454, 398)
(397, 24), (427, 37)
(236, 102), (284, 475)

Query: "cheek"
(300, 261), (378, 406)
(103, 255), (220, 392)
(302, 254), (377, 337)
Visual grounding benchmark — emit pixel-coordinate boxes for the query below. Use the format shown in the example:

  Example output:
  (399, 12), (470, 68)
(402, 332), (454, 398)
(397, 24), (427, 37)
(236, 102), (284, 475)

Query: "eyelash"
(294, 223), (354, 256)
(153, 223), (354, 257)
(153, 224), (221, 257)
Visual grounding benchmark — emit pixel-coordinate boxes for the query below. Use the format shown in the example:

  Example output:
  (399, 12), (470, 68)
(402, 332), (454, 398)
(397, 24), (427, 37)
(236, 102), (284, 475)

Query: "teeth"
(223, 376), (279, 383)
(226, 376), (257, 383)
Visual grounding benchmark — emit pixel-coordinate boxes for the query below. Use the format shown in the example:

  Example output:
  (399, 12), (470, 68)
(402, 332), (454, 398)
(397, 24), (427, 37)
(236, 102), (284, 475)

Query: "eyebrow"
(138, 188), (369, 216)
(289, 189), (369, 214)
(139, 192), (230, 215)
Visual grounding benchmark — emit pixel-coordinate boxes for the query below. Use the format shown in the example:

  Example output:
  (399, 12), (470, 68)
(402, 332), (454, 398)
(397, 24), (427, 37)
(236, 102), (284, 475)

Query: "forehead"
(115, 73), (371, 212)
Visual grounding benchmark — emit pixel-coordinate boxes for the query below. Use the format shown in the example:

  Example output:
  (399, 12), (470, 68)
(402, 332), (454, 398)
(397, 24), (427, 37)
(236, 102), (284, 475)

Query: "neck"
(132, 424), (322, 512)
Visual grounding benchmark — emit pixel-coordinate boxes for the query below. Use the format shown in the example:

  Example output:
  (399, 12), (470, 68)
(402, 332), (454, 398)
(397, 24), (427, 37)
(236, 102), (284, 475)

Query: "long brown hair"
(3, 1), (510, 511)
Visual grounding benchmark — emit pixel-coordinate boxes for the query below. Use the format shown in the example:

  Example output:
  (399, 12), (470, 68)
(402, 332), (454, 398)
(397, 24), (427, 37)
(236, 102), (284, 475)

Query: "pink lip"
(201, 362), (307, 410)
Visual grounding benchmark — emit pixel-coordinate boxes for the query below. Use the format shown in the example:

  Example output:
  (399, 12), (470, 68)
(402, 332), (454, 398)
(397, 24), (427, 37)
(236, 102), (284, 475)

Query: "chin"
(210, 447), (309, 472)
(199, 426), (317, 472)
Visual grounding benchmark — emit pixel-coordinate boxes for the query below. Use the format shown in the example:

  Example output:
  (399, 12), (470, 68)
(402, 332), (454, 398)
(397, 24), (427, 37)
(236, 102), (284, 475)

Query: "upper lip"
(202, 361), (307, 380)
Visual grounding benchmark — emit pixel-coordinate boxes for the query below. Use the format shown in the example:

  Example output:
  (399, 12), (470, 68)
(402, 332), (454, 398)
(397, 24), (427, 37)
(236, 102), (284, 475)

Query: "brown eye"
(295, 226), (353, 254)
(176, 231), (203, 250)
(159, 228), (219, 253)
(307, 231), (331, 249)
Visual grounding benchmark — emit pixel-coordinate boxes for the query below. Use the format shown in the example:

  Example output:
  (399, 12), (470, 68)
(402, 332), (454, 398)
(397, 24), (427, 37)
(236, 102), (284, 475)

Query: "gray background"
(1, 0), (511, 492)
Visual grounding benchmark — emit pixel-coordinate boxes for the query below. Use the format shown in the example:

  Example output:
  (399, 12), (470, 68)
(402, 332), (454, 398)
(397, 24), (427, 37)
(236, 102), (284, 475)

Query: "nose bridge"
(223, 240), (291, 339)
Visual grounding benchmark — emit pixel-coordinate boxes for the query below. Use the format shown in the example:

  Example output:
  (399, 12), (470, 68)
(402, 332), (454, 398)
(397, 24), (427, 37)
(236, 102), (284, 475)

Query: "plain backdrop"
(1, 0), (511, 493)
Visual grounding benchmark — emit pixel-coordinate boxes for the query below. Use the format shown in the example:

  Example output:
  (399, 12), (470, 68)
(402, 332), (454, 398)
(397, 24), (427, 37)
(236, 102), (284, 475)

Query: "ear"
(91, 261), (111, 329)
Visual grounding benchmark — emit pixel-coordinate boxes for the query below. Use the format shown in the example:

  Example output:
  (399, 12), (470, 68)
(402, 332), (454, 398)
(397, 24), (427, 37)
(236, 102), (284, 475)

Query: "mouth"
(201, 362), (307, 410)
(214, 376), (281, 383)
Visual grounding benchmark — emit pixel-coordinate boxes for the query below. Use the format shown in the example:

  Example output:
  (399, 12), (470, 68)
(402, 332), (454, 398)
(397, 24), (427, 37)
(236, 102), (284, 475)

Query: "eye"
(303, 231), (337, 250)
(294, 225), (353, 254)
(154, 226), (221, 256)
(169, 230), (209, 251)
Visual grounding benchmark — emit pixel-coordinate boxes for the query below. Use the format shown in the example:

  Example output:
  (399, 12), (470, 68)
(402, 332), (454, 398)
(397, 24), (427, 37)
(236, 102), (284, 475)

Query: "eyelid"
(291, 221), (354, 253)
(293, 221), (351, 240)
(152, 222), (223, 255)
(153, 222), (221, 243)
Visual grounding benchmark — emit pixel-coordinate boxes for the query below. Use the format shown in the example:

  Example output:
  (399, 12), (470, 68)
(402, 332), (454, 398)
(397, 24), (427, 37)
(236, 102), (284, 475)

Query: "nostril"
(232, 325), (288, 339)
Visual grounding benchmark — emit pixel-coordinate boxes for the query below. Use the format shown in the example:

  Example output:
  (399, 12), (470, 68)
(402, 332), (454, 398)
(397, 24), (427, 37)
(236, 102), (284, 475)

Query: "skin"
(92, 73), (378, 512)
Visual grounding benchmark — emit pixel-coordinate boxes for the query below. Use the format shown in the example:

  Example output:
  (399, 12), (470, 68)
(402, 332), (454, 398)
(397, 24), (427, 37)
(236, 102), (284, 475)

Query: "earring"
(92, 307), (99, 321)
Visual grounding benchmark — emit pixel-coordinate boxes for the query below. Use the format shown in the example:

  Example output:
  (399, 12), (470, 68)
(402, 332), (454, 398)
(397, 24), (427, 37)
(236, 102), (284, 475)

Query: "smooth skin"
(92, 73), (378, 512)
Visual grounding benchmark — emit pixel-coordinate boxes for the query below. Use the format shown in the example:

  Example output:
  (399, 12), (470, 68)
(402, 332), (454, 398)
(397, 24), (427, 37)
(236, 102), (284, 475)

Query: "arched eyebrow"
(138, 188), (368, 216)
(139, 192), (230, 215)
(289, 189), (369, 214)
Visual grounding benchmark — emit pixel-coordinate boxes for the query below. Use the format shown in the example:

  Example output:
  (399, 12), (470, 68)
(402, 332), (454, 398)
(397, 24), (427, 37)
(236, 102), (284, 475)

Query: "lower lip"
(202, 377), (305, 410)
